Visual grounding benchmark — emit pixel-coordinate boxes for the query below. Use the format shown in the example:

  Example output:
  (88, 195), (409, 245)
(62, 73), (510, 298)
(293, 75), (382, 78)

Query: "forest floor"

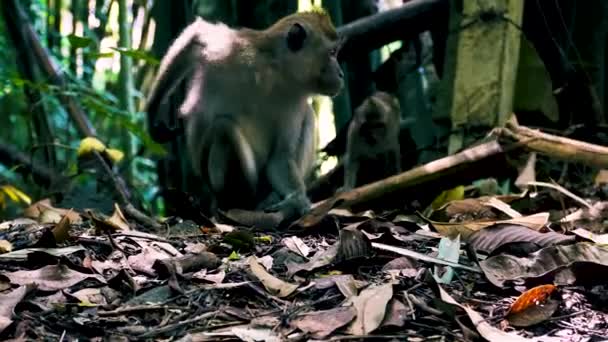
(1, 138), (608, 341)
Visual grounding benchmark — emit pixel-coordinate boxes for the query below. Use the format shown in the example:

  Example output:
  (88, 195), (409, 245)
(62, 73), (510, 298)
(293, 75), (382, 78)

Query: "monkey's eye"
(287, 23), (307, 52)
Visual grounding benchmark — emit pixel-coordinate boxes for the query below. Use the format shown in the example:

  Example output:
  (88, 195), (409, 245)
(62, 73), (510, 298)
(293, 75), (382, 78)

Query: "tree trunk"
(434, 0), (523, 154)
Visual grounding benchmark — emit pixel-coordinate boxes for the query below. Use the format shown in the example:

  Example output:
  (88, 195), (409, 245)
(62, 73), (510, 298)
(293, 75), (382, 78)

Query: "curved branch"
(337, 0), (448, 60)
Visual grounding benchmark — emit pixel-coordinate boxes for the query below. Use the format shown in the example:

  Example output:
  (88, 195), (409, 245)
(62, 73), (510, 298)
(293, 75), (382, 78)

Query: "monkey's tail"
(145, 18), (207, 118)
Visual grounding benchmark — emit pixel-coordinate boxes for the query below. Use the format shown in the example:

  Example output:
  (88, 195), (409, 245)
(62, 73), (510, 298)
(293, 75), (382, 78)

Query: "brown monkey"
(145, 10), (344, 218)
(343, 91), (402, 191)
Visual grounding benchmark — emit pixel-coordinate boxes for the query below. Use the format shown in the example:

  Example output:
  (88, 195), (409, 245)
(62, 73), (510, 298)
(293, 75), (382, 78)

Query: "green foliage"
(110, 47), (160, 66)
(67, 34), (94, 49)
(0, 0), (167, 218)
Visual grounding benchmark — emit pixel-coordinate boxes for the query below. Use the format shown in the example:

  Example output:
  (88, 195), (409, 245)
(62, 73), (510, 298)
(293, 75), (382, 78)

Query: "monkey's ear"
(286, 23), (307, 52)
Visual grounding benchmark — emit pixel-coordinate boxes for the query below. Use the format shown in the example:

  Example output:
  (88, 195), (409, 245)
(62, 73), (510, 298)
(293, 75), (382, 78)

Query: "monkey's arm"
(264, 109), (315, 217)
(343, 154), (359, 191)
(392, 145), (402, 174)
(264, 158), (311, 215)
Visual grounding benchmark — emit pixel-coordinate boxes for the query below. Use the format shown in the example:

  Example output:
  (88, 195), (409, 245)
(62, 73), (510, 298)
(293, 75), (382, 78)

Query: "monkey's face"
(317, 51), (344, 96)
(352, 94), (401, 144)
(283, 22), (344, 97)
(355, 107), (389, 146)
(356, 102), (390, 128)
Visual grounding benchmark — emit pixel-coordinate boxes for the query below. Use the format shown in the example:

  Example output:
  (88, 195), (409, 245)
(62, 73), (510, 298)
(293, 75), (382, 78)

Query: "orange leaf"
(508, 284), (557, 315)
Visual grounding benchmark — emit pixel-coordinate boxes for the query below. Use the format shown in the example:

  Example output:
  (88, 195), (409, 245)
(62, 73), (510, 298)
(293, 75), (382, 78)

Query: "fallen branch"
(493, 118), (608, 169)
(292, 140), (514, 230)
(372, 242), (482, 273)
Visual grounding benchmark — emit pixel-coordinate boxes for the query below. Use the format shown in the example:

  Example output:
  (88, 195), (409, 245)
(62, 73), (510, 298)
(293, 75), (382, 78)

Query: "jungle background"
(0, 0), (607, 221)
(3, 0), (608, 341)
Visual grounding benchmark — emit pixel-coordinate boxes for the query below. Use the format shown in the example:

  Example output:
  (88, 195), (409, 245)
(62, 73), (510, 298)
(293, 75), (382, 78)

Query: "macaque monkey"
(343, 91), (402, 191)
(145, 10), (344, 218)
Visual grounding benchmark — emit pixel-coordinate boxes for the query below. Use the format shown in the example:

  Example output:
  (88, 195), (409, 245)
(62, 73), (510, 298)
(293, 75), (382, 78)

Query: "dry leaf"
(286, 243), (338, 277)
(429, 212), (550, 240)
(507, 285), (559, 327)
(107, 204), (130, 230)
(192, 269), (226, 284)
(249, 257), (298, 298)
(282, 236), (310, 257)
(381, 299), (411, 328)
(430, 274), (537, 341)
(594, 170), (608, 187)
(0, 218), (38, 231)
(571, 228), (608, 245)
(347, 283), (393, 335)
(383, 257), (418, 271)
(23, 199), (82, 223)
(481, 197), (522, 218)
(292, 306), (356, 338)
(2, 264), (105, 291)
(312, 274), (367, 292)
(480, 242), (608, 287)
(0, 240), (12, 254)
(515, 152), (537, 190)
(52, 210), (73, 243)
(128, 245), (178, 276)
(0, 246), (86, 261)
(335, 274), (359, 298)
(69, 288), (107, 305)
(469, 224), (575, 255)
(0, 285), (29, 333)
(507, 298), (559, 327)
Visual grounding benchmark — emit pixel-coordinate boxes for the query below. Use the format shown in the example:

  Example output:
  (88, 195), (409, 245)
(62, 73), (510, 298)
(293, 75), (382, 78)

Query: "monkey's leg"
(256, 192), (282, 210)
(206, 117), (259, 208)
(263, 109), (315, 217)
(263, 158), (311, 218)
(343, 156), (359, 191)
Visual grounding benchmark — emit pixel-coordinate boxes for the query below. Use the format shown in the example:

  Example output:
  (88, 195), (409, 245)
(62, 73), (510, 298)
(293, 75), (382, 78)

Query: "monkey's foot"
(263, 192), (311, 220)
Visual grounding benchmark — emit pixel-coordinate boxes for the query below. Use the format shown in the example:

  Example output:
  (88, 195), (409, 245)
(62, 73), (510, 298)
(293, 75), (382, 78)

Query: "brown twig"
(137, 310), (218, 339)
(0, 138), (57, 184)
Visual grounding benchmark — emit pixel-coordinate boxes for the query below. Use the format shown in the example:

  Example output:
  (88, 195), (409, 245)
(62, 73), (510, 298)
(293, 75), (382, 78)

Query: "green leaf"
(228, 251), (240, 260)
(80, 96), (166, 156)
(67, 34), (93, 49)
(109, 47), (160, 65)
(85, 51), (114, 59)
(434, 234), (461, 284)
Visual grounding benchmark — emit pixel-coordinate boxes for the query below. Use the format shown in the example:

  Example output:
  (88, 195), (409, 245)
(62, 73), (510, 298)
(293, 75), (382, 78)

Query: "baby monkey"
(343, 91), (402, 190)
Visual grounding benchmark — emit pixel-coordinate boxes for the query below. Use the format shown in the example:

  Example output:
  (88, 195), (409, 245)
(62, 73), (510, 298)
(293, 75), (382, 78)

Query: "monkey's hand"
(263, 191), (312, 220)
(336, 184), (356, 193)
